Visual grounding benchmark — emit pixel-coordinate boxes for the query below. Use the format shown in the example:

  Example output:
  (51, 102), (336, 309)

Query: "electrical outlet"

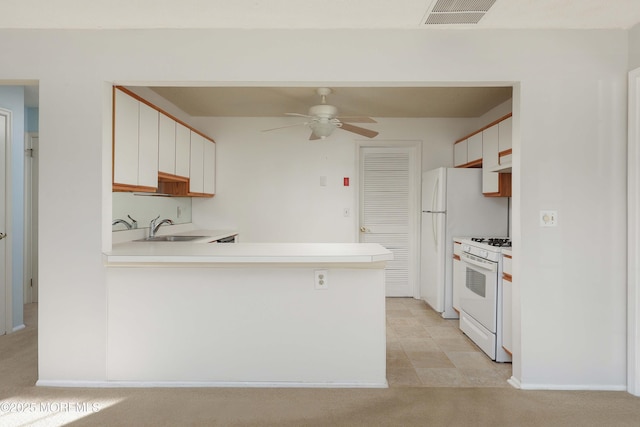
(314, 270), (329, 290)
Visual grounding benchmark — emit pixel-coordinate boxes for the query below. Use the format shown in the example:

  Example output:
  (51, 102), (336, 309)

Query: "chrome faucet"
(127, 214), (138, 229)
(149, 215), (174, 238)
(112, 218), (133, 230)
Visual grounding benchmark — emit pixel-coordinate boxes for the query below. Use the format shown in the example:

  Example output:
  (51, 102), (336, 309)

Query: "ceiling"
(1, 0), (638, 30)
(8, 0), (637, 117)
(148, 86), (513, 119)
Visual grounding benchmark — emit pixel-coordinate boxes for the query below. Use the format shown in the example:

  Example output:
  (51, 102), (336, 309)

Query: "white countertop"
(105, 234), (393, 265)
(502, 248), (512, 256)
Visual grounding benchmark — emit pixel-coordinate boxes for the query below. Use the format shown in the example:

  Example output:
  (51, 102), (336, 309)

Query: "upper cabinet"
(188, 131), (216, 197)
(482, 124), (499, 194)
(203, 138), (216, 195)
(453, 139), (468, 167)
(497, 116), (513, 171)
(137, 102), (159, 188)
(175, 122), (191, 178)
(112, 86), (215, 197)
(113, 89), (157, 192)
(454, 113), (512, 197)
(467, 133), (483, 165)
(453, 133), (482, 168)
(158, 112), (177, 175)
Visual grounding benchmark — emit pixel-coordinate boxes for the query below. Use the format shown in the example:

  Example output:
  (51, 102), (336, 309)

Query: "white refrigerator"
(420, 167), (508, 318)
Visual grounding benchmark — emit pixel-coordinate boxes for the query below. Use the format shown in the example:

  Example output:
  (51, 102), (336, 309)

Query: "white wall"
(191, 116), (469, 242)
(630, 23), (640, 70)
(0, 28), (629, 389)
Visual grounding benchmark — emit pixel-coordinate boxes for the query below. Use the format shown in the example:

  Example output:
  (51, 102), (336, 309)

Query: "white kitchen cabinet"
(175, 122), (191, 178)
(482, 124), (499, 194)
(114, 86), (214, 196)
(454, 139), (467, 167)
(455, 133), (482, 168)
(113, 88), (158, 191)
(189, 131), (205, 194)
(159, 115), (192, 179)
(498, 116), (513, 166)
(502, 251), (513, 355)
(137, 102), (159, 188)
(113, 89), (140, 187)
(189, 130), (216, 196)
(158, 113), (176, 175)
(467, 132), (483, 164)
(452, 240), (464, 313)
(203, 138), (216, 195)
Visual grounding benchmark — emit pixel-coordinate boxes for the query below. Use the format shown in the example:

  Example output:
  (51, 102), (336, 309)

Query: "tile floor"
(386, 297), (513, 387)
(23, 301), (510, 388)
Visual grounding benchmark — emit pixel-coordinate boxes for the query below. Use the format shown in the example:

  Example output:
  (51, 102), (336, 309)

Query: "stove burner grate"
(470, 237), (512, 247)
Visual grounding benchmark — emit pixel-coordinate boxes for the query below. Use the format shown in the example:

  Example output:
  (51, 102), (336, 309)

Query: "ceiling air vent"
(423, 0), (496, 25)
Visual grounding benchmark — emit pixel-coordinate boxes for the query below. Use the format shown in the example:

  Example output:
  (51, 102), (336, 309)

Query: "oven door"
(459, 252), (498, 333)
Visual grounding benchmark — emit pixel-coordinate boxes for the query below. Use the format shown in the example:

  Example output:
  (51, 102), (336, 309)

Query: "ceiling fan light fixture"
(310, 121), (336, 139)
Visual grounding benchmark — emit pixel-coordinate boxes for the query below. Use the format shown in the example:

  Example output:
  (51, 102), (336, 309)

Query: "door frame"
(1, 107), (13, 335)
(628, 67), (640, 396)
(24, 132), (38, 304)
(355, 140), (422, 298)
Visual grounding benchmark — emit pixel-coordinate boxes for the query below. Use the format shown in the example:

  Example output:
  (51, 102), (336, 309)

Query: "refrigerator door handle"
(432, 213), (438, 246)
(431, 176), (441, 247)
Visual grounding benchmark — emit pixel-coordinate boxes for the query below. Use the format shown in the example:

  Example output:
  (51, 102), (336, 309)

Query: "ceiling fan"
(263, 88), (379, 140)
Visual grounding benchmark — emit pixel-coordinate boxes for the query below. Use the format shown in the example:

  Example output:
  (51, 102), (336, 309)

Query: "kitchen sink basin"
(135, 235), (210, 242)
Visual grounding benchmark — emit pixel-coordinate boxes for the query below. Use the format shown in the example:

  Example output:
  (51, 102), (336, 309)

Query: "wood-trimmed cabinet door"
(158, 112), (176, 175)
(113, 88), (159, 191)
(189, 131), (205, 194)
(203, 140), (216, 195)
(498, 116), (513, 166)
(482, 124), (499, 194)
(137, 102), (159, 189)
(175, 122), (191, 178)
(467, 133), (483, 165)
(113, 89), (140, 187)
(454, 139), (467, 167)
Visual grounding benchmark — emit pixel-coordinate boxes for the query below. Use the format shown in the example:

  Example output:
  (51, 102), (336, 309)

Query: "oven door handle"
(461, 253), (497, 272)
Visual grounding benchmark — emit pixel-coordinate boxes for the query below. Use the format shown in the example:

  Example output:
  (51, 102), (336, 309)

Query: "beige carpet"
(1, 304), (639, 427)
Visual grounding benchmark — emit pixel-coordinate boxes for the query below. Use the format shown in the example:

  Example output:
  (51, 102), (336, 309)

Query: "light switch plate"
(540, 210), (558, 227)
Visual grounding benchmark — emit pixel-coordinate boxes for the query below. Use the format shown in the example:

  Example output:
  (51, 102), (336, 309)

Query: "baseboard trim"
(36, 379), (389, 389)
(12, 324), (25, 333)
(518, 383), (626, 391)
(507, 376), (521, 389)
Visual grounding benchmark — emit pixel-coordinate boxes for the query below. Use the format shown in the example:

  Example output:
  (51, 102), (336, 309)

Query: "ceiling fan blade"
(261, 122), (307, 132)
(339, 123), (379, 138)
(285, 112), (312, 118)
(337, 116), (377, 124)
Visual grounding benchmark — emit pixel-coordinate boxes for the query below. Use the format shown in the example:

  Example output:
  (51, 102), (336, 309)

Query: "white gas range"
(457, 237), (512, 363)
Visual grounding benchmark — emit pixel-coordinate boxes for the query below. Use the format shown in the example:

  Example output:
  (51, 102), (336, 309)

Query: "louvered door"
(359, 145), (419, 297)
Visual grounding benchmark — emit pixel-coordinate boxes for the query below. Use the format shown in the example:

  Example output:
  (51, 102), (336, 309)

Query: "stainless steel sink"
(135, 235), (209, 242)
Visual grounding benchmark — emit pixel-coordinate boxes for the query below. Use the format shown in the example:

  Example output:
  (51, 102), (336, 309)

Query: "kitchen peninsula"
(104, 235), (393, 388)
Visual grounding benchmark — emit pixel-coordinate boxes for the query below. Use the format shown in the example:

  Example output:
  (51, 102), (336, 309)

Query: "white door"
(358, 144), (420, 297)
(0, 109), (9, 335)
